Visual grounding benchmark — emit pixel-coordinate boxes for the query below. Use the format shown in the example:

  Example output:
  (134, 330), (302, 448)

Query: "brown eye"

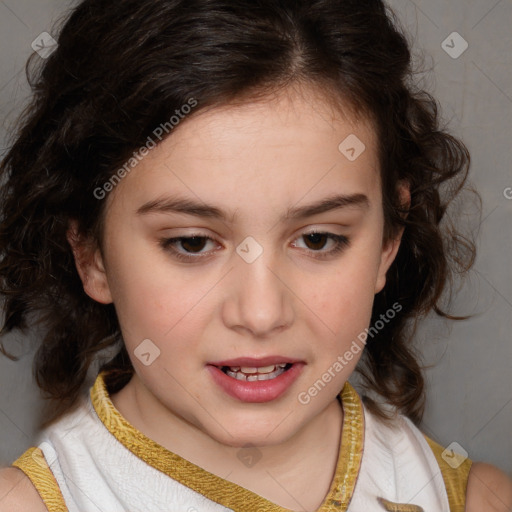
(159, 235), (217, 261)
(303, 232), (329, 251)
(292, 231), (350, 260)
(178, 236), (208, 253)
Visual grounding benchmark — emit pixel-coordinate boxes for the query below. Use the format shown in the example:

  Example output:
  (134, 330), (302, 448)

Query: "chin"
(206, 421), (300, 449)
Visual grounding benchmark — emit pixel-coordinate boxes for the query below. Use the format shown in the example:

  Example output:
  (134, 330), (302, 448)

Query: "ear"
(66, 220), (113, 304)
(374, 181), (410, 294)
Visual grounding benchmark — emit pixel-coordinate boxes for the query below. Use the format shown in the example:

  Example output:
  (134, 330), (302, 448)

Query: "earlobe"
(374, 231), (403, 294)
(66, 220), (113, 304)
(375, 181), (410, 294)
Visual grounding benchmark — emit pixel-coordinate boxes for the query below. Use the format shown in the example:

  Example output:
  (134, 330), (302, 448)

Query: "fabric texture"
(11, 370), (472, 511)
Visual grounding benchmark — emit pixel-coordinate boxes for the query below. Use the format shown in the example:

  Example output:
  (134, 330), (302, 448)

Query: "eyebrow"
(136, 193), (370, 223)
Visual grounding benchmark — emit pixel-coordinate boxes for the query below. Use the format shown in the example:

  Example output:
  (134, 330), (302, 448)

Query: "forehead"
(108, 84), (380, 217)
(160, 84), (376, 161)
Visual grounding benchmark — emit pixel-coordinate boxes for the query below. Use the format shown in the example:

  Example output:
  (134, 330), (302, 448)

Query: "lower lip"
(207, 363), (304, 403)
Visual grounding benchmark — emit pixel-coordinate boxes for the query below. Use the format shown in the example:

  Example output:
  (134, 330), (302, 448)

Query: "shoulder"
(0, 467), (48, 512)
(466, 461), (512, 511)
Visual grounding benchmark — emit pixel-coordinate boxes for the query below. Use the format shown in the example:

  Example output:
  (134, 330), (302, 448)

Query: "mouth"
(206, 357), (305, 403)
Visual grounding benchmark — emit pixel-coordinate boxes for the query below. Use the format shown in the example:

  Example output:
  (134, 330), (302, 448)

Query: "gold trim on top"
(11, 446), (68, 512)
(322, 380), (365, 511)
(376, 496), (425, 511)
(424, 435), (472, 512)
(90, 370), (365, 512)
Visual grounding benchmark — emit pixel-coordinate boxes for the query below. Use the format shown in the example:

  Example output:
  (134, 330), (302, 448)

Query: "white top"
(12, 371), (469, 512)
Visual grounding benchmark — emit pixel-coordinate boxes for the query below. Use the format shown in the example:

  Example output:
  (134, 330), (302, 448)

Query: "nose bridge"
(224, 235), (293, 336)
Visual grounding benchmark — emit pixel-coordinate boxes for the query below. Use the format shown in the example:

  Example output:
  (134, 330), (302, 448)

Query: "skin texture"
(466, 463), (512, 511)
(0, 468), (49, 512)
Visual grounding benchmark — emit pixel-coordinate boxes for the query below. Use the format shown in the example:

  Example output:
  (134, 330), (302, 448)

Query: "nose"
(222, 245), (294, 338)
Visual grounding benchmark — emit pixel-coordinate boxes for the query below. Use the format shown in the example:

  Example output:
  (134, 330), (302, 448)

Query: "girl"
(0, 0), (511, 511)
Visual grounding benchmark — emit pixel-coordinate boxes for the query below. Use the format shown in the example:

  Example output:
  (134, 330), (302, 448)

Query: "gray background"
(0, 0), (511, 477)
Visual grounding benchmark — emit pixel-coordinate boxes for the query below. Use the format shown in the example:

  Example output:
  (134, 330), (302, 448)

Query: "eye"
(159, 234), (218, 261)
(291, 231), (350, 260)
(159, 231), (350, 262)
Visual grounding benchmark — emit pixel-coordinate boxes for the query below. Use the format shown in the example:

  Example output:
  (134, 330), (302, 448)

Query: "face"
(73, 84), (403, 448)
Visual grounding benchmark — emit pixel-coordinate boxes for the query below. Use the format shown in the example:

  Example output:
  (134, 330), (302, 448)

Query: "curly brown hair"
(0, 0), (476, 429)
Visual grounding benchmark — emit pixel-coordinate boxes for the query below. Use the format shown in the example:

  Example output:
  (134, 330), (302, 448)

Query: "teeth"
(240, 365), (277, 374)
(229, 363), (287, 374)
(225, 364), (289, 381)
(240, 367), (258, 374)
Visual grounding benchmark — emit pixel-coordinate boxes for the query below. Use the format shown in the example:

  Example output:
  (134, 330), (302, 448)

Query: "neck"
(110, 373), (344, 511)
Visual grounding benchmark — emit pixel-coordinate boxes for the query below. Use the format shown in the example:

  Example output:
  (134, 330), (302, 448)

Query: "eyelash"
(159, 231), (350, 262)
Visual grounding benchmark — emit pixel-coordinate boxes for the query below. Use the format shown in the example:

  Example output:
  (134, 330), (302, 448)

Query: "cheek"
(112, 270), (212, 343)
(311, 257), (379, 324)
(103, 230), (210, 343)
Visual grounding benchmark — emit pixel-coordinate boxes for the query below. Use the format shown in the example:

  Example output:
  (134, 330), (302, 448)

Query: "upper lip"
(208, 356), (304, 367)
